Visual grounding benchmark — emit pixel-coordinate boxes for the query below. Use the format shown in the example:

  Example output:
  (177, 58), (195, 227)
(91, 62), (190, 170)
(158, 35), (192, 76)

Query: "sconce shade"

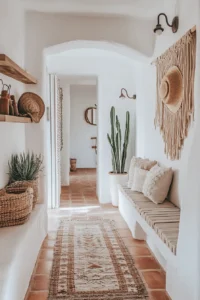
(154, 24), (164, 35)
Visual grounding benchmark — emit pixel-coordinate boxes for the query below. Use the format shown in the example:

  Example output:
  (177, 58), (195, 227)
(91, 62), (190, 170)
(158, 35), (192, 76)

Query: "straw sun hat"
(18, 92), (45, 123)
(159, 66), (183, 114)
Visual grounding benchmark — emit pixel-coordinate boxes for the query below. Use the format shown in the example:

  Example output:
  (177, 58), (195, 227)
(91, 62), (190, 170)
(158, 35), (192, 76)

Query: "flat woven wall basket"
(0, 187), (33, 228)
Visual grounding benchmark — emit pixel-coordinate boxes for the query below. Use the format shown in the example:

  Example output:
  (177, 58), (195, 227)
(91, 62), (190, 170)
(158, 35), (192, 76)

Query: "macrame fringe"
(155, 30), (196, 160)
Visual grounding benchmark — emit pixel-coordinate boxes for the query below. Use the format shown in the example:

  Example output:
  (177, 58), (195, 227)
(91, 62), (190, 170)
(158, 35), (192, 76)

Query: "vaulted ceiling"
(22, 0), (176, 20)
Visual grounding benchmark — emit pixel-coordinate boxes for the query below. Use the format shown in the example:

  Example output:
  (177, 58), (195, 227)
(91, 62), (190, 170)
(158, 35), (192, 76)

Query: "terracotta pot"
(0, 90), (9, 115)
(70, 158), (77, 172)
(109, 172), (128, 207)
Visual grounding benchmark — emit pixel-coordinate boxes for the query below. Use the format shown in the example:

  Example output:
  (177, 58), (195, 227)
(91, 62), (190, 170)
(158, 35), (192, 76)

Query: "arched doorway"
(43, 40), (148, 208)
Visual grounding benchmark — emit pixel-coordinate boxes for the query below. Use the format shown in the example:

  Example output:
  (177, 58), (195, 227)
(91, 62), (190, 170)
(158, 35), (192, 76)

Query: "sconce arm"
(157, 13), (172, 27)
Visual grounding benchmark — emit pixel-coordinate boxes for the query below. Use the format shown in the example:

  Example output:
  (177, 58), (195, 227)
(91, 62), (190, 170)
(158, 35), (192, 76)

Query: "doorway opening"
(59, 78), (98, 209)
(48, 74), (99, 209)
(45, 43), (138, 209)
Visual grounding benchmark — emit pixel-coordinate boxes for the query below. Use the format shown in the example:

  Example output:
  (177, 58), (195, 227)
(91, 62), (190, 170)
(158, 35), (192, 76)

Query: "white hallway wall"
(24, 12), (148, 204)
(70, 85), (97, 169)
(47, 53), (136, 203)
(135, 0), (200, 299)
(24, 6), (200, 299)
(0, 0), (26, 188)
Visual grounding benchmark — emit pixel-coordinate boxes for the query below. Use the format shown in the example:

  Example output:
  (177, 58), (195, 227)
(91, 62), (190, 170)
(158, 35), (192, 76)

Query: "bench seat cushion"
(119, 185), (180, 255)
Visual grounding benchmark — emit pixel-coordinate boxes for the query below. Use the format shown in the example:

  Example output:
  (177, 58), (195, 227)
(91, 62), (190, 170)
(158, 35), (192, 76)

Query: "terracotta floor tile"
(27, 291), (48, 300)
(122, 237), (146, 247)
(114, 222), (128, 229)
(149, 291), (171, 300)
(117, 229), (133, 238)
(128, 246), (152, 257)
(134, 257), (161, 270)
(42, 240), (55, 249)
(39, 249), (54, 260)
(142, 270), (166, 289)
(71, 199), (84, 202)
(26, 169), (167, 299)
(35, 261), (52, 275)
(31, 275), (49, 291)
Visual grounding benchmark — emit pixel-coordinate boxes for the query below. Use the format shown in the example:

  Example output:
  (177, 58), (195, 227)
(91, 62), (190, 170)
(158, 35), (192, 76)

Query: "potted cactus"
(107, 106), (130, 206)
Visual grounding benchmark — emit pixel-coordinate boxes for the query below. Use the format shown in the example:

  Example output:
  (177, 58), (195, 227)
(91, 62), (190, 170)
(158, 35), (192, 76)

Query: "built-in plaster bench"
(0, 204), (47, 300)
(118, 184), (180, 268)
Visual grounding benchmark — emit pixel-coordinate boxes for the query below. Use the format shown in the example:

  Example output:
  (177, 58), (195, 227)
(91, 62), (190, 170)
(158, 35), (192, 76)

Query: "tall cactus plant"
(107, 106), (130, 173)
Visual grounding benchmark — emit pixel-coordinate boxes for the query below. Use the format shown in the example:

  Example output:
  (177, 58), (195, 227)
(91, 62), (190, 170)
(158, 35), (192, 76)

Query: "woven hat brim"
(159, 66), (183, 114)
(18, 92), (45, 122)
(165, 99), (182, 114)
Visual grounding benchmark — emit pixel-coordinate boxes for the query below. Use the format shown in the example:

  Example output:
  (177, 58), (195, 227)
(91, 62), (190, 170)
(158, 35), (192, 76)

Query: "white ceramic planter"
(109, 172), (128, 207)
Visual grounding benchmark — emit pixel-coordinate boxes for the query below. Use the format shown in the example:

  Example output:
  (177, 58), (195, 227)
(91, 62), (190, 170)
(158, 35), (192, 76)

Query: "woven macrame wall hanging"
(154, 29), (196, 160)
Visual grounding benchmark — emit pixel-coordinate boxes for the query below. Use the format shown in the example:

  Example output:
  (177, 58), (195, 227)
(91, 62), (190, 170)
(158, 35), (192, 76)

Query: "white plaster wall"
(25, 12), (154, 67)
(70, 85), (97, 169)
(0, 0), (26, 188)
(135, 1), (200, 299)
(23, 6), (200, 299)
(47, 54), (136, 203)
(24, 12), (149, 203)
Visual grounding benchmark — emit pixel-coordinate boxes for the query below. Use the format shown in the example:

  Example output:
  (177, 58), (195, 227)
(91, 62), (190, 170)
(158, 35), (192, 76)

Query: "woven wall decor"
(154, 29), (196, 160)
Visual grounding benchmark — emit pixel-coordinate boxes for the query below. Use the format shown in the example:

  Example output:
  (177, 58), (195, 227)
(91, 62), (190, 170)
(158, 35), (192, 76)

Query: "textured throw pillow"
(127, 157), (157, 188)
(142, 160), (157, 171)
(143, 165), (173, 204)
(131, 167), (149, 193)
(127, 157), (143, 188)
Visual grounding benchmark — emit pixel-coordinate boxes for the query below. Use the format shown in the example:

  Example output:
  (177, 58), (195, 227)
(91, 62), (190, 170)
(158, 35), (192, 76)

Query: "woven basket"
(0, 187), (33, 228)
(7, 179), (39, 209)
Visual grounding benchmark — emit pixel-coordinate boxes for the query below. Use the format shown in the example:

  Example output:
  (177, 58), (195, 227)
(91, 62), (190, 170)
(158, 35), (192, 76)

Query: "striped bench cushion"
(119, 185), (180, 255)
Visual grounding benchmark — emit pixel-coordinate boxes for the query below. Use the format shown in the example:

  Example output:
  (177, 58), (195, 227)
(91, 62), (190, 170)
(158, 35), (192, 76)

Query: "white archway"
(44, 40), (149, 63)
(43, 39), (142, 207)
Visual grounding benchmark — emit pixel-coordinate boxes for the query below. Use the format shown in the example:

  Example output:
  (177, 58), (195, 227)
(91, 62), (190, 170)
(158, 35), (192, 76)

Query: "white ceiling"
(22, 0), (175, 20)
(59, 75), (97, 86)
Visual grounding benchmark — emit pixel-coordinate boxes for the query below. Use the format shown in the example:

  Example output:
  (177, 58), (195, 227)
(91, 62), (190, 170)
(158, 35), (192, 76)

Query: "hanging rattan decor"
(154, 29), (196, 160)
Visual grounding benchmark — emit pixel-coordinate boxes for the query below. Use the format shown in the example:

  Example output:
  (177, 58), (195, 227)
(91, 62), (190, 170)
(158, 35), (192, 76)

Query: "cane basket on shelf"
(7, 179), (38, 209)
(0, 187), (33, 228)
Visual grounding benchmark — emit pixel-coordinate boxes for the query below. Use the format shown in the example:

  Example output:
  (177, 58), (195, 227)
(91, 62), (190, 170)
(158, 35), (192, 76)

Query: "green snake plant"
(107, 106), (130, 173)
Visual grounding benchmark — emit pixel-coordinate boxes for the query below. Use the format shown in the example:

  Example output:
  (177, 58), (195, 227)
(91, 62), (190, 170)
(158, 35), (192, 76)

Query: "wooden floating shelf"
(0, 115), (32, 123)
(0, 54), (37, 84)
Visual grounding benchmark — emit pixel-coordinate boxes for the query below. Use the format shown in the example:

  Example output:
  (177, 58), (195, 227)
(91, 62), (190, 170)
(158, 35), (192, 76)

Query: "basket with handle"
(0, 187), (33, 228)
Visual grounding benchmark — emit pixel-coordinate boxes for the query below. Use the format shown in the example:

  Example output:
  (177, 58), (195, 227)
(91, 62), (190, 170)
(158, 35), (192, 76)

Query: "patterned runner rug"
(48, 219), (149, 299)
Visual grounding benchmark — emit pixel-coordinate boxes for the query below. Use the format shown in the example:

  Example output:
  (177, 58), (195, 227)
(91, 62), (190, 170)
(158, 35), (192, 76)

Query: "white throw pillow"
(127, 157), (142, 188)
(131, 167), (148, 193)
(142, 165), (173, 204)
(127, 157), (157, 188)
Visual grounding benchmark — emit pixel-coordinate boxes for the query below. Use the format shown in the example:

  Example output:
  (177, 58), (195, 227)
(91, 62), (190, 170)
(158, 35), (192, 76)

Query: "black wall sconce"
(154, 13), (179, 35)
(119, 88), (136, 100)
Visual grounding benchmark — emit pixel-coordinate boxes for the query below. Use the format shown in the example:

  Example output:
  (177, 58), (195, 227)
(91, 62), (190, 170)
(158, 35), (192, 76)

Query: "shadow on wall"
(169, 169), (180, 207)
